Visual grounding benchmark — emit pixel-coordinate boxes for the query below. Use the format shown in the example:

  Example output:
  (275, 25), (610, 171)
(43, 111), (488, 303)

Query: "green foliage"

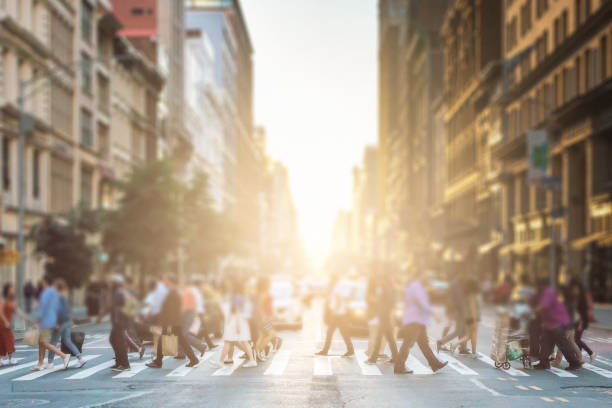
(33, 217), (93, 288)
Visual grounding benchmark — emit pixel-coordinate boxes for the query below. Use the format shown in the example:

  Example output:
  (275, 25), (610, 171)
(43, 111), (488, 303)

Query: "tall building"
(351, 146), (378, 259)
(495, 0), (612, 300)
(0, 0), (162, 289)
(186, 0), (257, 255)
(378, 0), (451, 264)
(441, 0), (503, 277)
(110, 0), (191, 157)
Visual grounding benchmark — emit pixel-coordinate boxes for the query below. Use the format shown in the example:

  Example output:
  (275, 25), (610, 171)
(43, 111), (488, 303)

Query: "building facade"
(495, 0), (612, 301)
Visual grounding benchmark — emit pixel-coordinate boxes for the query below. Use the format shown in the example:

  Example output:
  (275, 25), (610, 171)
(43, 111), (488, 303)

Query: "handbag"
(161, 334), (178, 356)
(23, 328), (39, 347)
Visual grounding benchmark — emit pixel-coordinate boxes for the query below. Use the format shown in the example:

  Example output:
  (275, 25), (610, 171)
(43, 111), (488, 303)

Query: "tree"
(33, 217), (93, 288)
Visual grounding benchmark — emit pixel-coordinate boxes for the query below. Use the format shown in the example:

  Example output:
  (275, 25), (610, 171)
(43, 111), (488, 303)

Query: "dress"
(223, 295), (251, 342)
(0, 302), (16, 356)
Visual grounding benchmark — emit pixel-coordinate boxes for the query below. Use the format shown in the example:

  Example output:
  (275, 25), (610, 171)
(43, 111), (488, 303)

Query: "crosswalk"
(3, 347), (612, 383)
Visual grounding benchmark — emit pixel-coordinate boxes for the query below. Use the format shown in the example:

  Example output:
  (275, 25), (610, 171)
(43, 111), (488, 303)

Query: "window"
(81, 0), (93, 43)
(81, 54), (92, 94)
(591, 49), (600, 86)
(97, 74), (110, 114)
(81, 109), (93, 149)
(536, 0), (549, 18)
(2, 137), (10, 191)
(51, 82), (73, 136)
(80, 166), (93, 208)
(32, 149), (40, 199)
(51, 12), (73, 63)
(520, 1), (532, 36)
(585, 49), (592, 89)
(575, 56), (582, 94)
(601, 36), (608, 81)
(51, 156), (73, 213)
(561, 10), (568, 41)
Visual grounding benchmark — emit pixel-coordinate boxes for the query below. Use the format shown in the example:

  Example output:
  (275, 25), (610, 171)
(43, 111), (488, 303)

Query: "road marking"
(406, 355), (433, 375)
(594, 356), (612, 368)
(76, 391), (153, 408)
(13, 355), (99, 381)
(0, 358), (24, 365)
(313, 356), (332, 376)
(355, 350), (382, 375)
(555, 397), (569, 403)
(582, 363), (612, 378)
(548, 367), (577, 378)
(167, 352), (214, 377)
(65, 359), (116, 379)
(515, 385), (529, 390)
(470, 378), (503, 397)
(15, 345), (31, 349)
(476, 353), (529, 376)
(0, 359), (41, 376)
(113, 357), (170, 379)
(264, 350), (291, 376)
(212, 358), (245, 376)
(439, 354), (478, 376)
(529, 386), (542, 391)
(540, 397), (554, 402)
(590, 337), (612, 344)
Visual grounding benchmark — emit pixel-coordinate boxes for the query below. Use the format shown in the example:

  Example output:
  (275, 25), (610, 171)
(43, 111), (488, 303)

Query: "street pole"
(16, 79), (26, 309)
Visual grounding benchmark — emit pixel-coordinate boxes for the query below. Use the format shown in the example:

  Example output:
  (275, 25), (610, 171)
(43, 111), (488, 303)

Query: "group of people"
(106, 272), (283, 372)
(0, 276), (87, 371)
(316, 267), (453, 374)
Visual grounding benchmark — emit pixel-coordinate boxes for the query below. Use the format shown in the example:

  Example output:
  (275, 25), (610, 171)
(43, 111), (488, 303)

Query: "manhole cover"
(2, 400), (49, 408)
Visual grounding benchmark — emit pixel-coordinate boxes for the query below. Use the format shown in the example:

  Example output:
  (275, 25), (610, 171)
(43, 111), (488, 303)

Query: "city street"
(1, 302), (611, 408)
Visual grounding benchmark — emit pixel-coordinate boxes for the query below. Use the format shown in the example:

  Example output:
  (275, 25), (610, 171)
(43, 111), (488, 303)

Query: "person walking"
(365, 274), (386, 359)
(450, 278), (481, 359)
(0, 283), (33, 366)
(46, 279), (86, 368)
(147, 275), (199, 369)
(197, 283), (217, 350)
(211, 279), (257, 368)
(570, 279), (595, 362)
(395, 269), (448, 374)
(254, 277), (281, 360)
(436, 276), (469, 354)
(33, 276), (71, 371)
(315, 275), (355, 357)
(108, 275), (131, 372)
(175, 282), (206, 360)
(366, 272), (398, 364)
(23, 281), (36, 315)
(533, 279), (582, 371)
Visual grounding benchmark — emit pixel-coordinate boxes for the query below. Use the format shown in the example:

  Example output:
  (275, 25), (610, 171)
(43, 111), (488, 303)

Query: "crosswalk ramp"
(2, 349), (612, 382)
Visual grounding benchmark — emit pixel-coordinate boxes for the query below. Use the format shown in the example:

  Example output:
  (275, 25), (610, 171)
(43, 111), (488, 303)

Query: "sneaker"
(0, 359), (6, 366)
(146, 361), (162, 369)
(30, 365), (45, 371)
(314, 350), (328, 356)
(590, 353), (596, 363)
(76, 358), (87, 369)
(471, 353), (479, 360)
(243, 360), (257, 368)
(111, 365), (130, 372)
(450, 343), (457, 355)
(186, 360), (199, 368)
(63, 355), (71, 369)
(8, 358), (17, 366)
(43, 362), (54, 370)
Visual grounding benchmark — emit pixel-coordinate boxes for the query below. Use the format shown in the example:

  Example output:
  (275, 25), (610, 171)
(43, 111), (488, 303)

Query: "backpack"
(121, 290), (140, 319)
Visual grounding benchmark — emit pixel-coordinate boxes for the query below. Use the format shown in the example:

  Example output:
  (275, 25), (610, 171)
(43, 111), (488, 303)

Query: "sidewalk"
(592, 303), (612, 331)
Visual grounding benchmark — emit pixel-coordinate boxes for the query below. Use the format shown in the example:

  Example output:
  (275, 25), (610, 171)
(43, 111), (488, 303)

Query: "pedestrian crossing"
(3, 348), (612, 382)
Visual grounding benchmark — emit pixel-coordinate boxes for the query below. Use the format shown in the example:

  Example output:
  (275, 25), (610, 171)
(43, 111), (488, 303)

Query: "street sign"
(527, 130), (549, 185)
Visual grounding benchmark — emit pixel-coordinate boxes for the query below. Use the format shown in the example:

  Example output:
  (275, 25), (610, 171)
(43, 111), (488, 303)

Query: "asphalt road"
(1, 302), (611, 408)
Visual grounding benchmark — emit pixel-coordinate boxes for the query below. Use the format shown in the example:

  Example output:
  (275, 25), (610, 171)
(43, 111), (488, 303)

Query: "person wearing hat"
(109, 274), (130, 372)
(394, 268), (448, 375)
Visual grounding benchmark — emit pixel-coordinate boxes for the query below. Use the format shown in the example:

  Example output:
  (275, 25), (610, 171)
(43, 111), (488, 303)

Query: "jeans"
(574, 328), (593, 356)
(47, 323), (79, 362)
(178, 311), (205, 357)
(368, 314), (398, 361)
(395, 323), (443, 371)
(320, 314), (354, 354)
(439, 313), (466, 346)
(154, 326), (197, 364)
(110, 325), (129, 368)
(539, 326), (582, 367)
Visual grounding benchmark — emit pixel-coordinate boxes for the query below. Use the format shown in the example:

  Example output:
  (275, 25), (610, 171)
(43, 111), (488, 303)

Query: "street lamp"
(15, 54), (134, 309)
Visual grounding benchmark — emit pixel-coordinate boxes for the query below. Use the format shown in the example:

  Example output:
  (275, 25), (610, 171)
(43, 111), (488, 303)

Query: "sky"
(241, 0), (378, 260)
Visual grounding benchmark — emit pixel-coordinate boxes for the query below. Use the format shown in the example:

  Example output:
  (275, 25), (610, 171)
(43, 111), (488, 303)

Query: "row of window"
(1, 137), (42, 202)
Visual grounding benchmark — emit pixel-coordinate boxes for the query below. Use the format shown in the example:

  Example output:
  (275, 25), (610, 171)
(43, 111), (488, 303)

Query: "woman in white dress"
(211, 281), (257, 368)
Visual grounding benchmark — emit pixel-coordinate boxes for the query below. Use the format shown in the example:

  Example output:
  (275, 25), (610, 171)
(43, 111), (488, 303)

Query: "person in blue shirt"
(46, 279), (86, 369)
(33, 276), (71, 371)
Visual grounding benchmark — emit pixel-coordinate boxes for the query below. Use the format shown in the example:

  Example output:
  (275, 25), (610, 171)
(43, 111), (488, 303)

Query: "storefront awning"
(571, 232), (607, 250)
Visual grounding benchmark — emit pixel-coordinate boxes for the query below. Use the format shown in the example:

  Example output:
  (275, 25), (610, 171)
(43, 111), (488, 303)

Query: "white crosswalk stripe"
(12, 355), (99, 381)
(439, 354), (479, 375)
(406, 354), (433, 375)
(0, 359), (40, 376)
(0, 358), (25, 365)
(595, 356), (612, 368)
(264, 350), (291, 376)
(582, 363), (612, 378)
(547, 367), (577, 377)
(476, 353), (529, 377)
(355, 350), (382, 375)
(65, 359), (116, 379)
(167, 353), (215, 377)
(313, 356), (332, 376)
(113, 357), (171, 379)
(212, 359), (245, 376)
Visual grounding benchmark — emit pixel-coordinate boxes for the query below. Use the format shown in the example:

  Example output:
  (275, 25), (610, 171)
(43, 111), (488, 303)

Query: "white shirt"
(191, 286), (204, 314)
(149, 282), (168, 316)
(330, 279), (352, 315)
